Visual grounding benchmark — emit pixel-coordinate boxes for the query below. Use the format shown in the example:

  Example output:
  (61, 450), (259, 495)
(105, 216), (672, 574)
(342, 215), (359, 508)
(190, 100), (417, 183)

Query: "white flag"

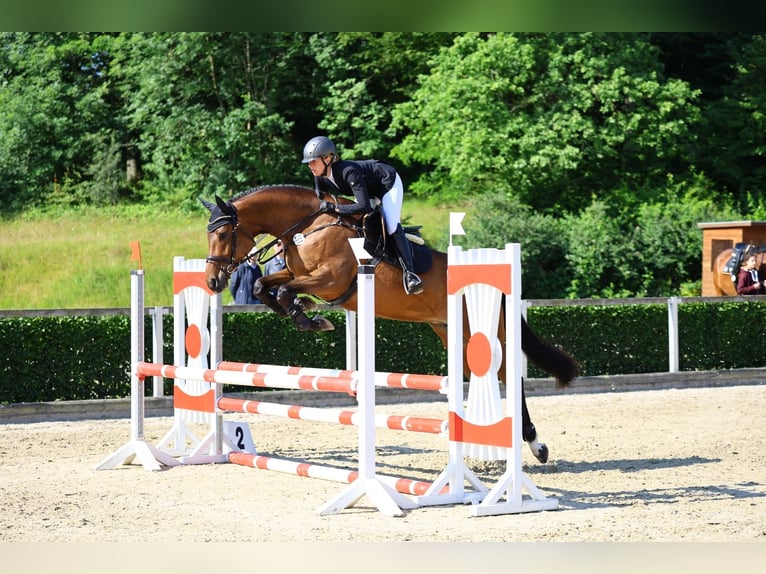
(348, 237), (372, 262)
(449, 212), (466, 238)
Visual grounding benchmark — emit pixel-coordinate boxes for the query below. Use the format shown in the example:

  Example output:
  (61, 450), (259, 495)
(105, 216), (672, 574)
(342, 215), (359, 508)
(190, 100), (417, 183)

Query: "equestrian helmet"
(302, 136), (337, 163)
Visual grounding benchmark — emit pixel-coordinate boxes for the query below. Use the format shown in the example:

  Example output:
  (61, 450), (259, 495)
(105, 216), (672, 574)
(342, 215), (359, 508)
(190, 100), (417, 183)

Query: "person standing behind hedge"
(263, 239), (287, 298)
(736, 254), (765, 295)
(230, 247), (263, 304)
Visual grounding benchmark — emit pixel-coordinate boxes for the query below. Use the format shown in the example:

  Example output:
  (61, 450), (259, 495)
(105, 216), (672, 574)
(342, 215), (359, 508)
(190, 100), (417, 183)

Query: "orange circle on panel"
(185, 324), (202, 358)
(466, 332), (493, 377)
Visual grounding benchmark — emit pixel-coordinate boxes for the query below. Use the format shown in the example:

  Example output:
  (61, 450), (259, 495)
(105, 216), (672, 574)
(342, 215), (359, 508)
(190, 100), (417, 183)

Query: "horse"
(201, 184), (579, 463)
(712, 245), (766, 296)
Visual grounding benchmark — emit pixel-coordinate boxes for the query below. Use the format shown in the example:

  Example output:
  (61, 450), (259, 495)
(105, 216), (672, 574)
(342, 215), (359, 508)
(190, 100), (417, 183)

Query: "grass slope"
(0, 199), (462, 309)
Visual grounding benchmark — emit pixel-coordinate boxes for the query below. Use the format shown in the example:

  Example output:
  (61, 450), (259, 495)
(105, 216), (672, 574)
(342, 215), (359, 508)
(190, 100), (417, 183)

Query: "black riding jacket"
(314, 159), (398, 216)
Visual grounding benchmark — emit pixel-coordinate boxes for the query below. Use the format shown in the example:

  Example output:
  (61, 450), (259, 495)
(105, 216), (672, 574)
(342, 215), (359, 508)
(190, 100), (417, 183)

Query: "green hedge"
(2, 301), (765, 404)
(525, 300), (766, 377)
(0, 311), (447, 404)
(0, 315), (133, 403)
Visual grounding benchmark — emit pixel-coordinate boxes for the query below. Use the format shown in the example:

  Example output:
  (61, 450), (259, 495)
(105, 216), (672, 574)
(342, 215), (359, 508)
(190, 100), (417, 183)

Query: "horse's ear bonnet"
(203, 195), (238, 232)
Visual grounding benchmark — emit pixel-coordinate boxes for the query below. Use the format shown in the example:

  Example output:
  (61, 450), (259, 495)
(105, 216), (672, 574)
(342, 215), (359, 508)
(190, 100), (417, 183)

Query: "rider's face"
(307, 156), (329, 177)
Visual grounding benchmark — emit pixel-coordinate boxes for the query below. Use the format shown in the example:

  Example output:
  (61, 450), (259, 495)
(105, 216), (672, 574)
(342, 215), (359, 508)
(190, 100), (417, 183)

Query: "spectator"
(264, 239), (286, 276)
(229, 248), (263, 304)
(736, 254), (765, 295)
(263, 239), (287, 298)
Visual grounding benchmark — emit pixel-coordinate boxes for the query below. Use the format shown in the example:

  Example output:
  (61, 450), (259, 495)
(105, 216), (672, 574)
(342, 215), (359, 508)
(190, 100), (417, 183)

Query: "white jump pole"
(316, 239), (418, 517)
(95, 269), (179, 471)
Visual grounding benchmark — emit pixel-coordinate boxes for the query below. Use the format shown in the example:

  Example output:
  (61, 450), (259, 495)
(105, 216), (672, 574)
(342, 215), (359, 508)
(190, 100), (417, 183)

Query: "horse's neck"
(238, 191), (316, 235)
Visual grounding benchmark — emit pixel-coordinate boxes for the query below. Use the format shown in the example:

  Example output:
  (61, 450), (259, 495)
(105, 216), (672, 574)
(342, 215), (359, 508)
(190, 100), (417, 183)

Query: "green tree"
(308, 33), (455, 170)
(629, 176), (740, 296)
(0, 32), (125, 210)
(390, 33), (701, 212)
(699, 34), (766, 207)
(458, 192), (571, 299)
(116, 33), (305, 206)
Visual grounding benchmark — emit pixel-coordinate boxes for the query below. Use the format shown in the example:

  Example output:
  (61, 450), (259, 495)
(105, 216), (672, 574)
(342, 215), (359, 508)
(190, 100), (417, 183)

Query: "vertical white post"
(95, 269), (179, 471)
(357, 266), (376, 482)
(210, 289), (224, 455)
(507, 243), (524, 507)
(130, 270), (145, 442)
(446, 245), (465, 495)
(345, 310), (357, 371)
(668, 296), (679, 373)
(317, 240), (417, 516)
(151, 306), (164, 397)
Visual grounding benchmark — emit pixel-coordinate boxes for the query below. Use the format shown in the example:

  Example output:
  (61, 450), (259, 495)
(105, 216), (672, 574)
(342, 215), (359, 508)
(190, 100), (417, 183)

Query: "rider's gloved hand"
(319, 200), (337, 213)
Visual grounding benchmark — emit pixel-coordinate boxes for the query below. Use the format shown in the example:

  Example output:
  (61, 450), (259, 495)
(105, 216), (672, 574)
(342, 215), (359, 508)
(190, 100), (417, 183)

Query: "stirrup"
(403, 271), (424, 295)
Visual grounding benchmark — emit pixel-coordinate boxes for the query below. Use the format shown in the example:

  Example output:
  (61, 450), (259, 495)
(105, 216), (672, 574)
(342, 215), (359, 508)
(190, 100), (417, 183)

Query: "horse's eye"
(217, 231), (229, 240)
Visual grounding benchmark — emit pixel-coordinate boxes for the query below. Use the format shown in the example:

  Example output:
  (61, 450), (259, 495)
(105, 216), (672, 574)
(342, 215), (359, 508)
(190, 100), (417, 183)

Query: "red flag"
(129, 241), (143, 270)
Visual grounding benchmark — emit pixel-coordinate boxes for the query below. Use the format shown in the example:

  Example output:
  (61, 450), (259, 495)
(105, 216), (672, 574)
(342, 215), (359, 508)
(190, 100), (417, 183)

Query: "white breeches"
(381, 173), (404, 235)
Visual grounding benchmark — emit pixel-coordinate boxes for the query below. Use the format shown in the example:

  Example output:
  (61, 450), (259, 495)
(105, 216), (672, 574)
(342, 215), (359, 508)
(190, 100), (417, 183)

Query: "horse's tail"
(521, 316), (579, 389)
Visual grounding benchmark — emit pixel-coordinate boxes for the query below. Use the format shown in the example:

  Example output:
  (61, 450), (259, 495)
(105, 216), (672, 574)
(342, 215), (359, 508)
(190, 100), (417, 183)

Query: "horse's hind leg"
(521, 384), (549, 463)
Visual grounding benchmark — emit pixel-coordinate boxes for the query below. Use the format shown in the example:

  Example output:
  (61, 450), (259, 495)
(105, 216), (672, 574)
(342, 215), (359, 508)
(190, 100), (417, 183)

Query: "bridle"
(204, 201), (256, 276)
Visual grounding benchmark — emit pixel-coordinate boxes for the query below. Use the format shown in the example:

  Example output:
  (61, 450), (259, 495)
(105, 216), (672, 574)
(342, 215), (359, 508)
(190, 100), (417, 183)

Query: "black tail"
(521, 316), (578, 389)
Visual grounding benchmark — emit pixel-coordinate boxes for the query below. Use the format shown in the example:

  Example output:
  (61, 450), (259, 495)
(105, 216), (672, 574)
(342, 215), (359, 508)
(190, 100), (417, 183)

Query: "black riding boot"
(391, 225), (423, 295)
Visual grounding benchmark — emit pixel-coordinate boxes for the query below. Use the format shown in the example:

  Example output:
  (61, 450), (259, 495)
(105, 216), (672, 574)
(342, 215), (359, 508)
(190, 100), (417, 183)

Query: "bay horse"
(201, 184), (578, 463)
(712, 245), (766, 296)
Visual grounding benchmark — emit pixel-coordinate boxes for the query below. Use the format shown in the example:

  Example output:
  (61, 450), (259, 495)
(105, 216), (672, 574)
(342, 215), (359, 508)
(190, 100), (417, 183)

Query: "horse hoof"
(311, 315), (335, 331)
(535, 443), (549, 464)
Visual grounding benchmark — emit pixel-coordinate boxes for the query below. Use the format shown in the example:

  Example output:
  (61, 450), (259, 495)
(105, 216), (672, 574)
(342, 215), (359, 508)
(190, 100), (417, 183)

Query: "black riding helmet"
(302, 136), (338, 163)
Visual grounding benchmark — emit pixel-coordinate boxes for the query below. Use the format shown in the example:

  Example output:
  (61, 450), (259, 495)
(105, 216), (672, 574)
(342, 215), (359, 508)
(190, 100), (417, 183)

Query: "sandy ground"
(1, 384), (765, 550)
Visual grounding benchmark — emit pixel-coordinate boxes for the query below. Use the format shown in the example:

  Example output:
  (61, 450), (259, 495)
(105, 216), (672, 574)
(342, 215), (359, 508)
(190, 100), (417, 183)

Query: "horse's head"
(200, 195), (255, 293)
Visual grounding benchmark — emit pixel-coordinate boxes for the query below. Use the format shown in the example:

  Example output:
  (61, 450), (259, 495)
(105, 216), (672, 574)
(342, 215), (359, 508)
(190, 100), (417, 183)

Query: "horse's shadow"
(526, 456), (766, 510)
(547, 480), (765, 510)
(257, 447), (766, 513)
(529, 455), (720, 475)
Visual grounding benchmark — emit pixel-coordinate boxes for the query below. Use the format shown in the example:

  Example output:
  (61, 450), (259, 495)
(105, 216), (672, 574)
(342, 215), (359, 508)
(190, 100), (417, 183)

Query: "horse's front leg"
(521, 383), (549, 463)
(253, 270), (292, 316)
(275, 283), (335, 332)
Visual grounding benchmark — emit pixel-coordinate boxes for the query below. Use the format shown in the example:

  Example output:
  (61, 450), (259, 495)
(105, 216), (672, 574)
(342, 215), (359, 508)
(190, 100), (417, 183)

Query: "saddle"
(361, 208), (433, 274)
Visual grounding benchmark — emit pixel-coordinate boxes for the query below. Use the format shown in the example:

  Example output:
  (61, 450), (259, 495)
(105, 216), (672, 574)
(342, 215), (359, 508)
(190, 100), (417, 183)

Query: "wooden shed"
(698, 220), (766, 295)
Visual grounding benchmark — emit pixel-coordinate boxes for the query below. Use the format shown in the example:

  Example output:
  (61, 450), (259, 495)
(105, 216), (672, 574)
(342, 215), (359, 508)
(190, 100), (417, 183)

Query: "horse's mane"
(230, 183), (353, 206)
(230, 183), (314, 203)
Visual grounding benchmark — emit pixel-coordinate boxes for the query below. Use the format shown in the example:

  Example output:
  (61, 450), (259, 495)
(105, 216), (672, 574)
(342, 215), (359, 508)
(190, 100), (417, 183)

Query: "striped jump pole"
(136, 362), (360, 394)
(228, 452), (445, 498)
(217, 396), (448, 435)
(216, 361), (448, 393)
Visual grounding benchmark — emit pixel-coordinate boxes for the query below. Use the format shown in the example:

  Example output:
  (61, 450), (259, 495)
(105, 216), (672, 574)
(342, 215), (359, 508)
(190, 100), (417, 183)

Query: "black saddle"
(361, 209), (433, 274)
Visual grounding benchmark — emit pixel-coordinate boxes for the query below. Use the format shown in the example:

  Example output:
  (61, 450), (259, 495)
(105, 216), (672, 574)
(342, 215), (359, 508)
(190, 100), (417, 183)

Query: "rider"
(301, 135), (423, 295)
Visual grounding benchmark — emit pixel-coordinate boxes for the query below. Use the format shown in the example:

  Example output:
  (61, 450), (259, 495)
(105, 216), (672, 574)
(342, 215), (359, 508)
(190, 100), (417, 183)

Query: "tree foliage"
(2, 32), (766, 297)
(390, 33), (701, 211)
